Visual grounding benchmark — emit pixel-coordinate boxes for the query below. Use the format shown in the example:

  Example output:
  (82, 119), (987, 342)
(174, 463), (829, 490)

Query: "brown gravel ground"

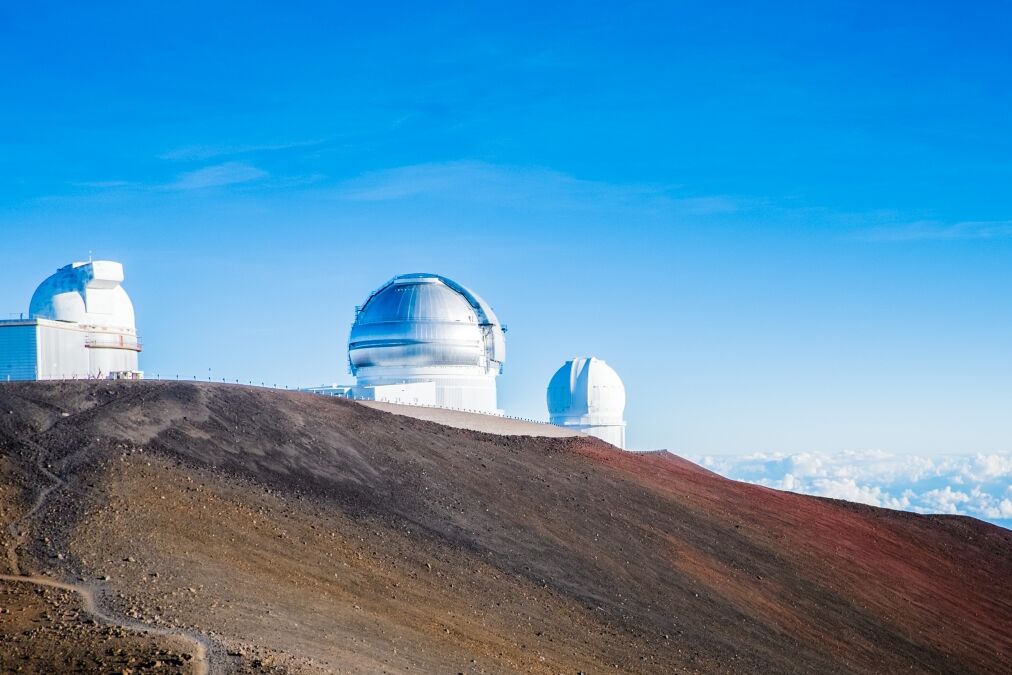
(0, 580), (199, 673)
(0, 380), (1009, 674)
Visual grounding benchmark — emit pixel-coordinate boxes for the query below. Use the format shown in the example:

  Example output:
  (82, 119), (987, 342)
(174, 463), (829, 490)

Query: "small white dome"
(547, 357), (626, 422)
(29, 261), (136, 330)
(547, 357), (627, 449)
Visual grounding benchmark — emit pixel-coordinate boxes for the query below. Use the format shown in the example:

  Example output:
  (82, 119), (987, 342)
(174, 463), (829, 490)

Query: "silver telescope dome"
(349, 273), (505, 374)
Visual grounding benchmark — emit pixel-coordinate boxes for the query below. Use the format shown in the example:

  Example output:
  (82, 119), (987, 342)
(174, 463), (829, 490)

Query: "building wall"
(430, 376), (498, 412)
(304, 381), (485, 409)
(355, 381), (437, 406)
(357, 367), (500, 413)
(36, 322), (90, 380)
(0, 324), (38, 381)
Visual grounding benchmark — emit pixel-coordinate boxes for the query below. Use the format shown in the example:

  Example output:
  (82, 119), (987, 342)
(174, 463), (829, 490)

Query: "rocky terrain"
(0, 380), (1009, 674)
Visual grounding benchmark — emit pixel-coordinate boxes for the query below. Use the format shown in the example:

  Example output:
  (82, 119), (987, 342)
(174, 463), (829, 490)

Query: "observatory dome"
(547, 357), (626, 448)
(348, 273), (506, 413)
(29, 261), (136, 329)
(21, 260), (141, 380)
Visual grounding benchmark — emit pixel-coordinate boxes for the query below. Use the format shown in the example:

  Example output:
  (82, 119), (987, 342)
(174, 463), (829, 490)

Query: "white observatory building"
(322, 273), (507, 413)
(548, 357), (626, 448)
(0, 260), (142, 381)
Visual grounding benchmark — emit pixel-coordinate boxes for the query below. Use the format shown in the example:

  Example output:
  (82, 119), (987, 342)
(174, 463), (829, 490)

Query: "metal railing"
(84, 337), (143, 352)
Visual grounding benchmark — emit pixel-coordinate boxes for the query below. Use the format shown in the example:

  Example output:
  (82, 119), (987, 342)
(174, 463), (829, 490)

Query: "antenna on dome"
(88, 250), (93, 262)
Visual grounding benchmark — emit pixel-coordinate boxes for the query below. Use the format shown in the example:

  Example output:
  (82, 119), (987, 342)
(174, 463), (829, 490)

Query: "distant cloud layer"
(694, 450), (1012, 529)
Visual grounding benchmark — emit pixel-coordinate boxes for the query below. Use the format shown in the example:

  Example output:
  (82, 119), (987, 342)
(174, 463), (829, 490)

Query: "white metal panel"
(36, 322), (90, 380)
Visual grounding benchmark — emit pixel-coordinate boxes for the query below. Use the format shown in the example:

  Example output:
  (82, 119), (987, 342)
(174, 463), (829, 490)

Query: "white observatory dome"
(25, 260), (141, 379)
(29, 260), (136, 329)
(349, 273), (506, 413)
(548, 357), (627, 449)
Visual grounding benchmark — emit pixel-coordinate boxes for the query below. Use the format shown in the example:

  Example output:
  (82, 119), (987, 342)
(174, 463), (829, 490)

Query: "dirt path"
(0, 572), (211, 675)
(5, 462), (62, 575)
(2, 417), (217, 675)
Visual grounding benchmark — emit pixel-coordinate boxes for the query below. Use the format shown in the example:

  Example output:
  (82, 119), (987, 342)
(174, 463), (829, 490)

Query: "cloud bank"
(693, 450), (1012, 529)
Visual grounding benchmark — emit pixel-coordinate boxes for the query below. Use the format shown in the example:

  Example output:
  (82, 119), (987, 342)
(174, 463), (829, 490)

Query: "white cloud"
(962, 453), (1012, 481)
(695, 450), (1012, 528)
(986, 498), (1012, 519)
(918, 486), (970, 514)
(164, 162), (268, 191)
(809, 478), (912, 510)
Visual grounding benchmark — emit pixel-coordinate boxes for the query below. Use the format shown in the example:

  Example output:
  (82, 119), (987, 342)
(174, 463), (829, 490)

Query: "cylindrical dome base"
(356, 366), (501, 413)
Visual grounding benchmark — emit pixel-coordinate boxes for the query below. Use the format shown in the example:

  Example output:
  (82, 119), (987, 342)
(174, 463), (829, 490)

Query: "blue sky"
(1, 3), (1010, 523)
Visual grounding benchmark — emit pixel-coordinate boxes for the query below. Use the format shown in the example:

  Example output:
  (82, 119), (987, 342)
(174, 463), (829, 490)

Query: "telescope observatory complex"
(0, 260), (142, 381)
(1, 264), (631, 448)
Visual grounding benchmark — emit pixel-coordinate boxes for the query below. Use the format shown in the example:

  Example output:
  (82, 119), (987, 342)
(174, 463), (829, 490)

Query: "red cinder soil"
(0, 380), (1009, 674)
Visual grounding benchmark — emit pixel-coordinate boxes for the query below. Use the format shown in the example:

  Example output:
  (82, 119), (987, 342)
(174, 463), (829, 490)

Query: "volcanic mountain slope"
(0, 382), (1009, 674)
